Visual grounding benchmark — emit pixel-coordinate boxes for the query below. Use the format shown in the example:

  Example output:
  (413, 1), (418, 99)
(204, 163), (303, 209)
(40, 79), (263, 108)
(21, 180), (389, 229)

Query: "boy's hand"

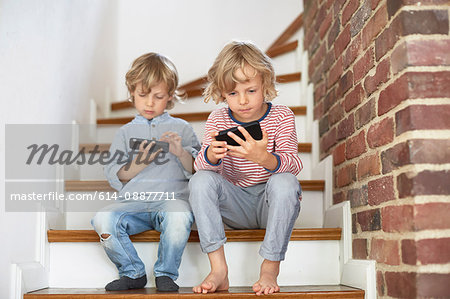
(135, 140), (162, 164)
(118, 139), (162, 181)
(226, 127), (276, 169)
(206, 131), (228, 164)
(160, 131), (195, 173)
(160, 131), (184, 157)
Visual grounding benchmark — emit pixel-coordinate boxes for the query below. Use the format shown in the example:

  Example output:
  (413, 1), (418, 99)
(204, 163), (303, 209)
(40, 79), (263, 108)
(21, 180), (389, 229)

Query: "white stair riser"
(49, 240), (340, 288)
(272, 51), (299, 75)
(64, 189), (323, 230)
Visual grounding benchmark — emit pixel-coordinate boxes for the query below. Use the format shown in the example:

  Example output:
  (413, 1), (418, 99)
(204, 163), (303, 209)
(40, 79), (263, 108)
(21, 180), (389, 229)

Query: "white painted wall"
(114, 0), (303, 104)
(0, 1), (118, 298)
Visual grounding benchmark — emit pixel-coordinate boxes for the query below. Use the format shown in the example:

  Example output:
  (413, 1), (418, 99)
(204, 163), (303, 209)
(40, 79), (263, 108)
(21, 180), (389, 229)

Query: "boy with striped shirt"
(188, 41), (303, 295)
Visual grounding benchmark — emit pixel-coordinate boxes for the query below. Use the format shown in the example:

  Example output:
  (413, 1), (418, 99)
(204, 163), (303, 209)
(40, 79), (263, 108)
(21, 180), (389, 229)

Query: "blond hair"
(203, 41), (277, 104)
(125, 53), (185, 110)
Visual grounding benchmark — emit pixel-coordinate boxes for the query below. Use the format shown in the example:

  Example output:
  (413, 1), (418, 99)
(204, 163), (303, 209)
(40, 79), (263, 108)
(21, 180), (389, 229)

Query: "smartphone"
(129, 138), (170, 153)
(215, 121), (263, 146)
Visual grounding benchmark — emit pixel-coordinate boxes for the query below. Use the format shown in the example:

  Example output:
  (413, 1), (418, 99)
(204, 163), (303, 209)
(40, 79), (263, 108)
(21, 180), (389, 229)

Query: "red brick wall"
(303, 0), (450, 297)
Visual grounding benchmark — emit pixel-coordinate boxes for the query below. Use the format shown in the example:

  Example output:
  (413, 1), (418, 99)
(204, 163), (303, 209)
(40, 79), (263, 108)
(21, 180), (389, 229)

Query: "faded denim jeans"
(91, 200), (193, 280)
(188, 170), (301, 261)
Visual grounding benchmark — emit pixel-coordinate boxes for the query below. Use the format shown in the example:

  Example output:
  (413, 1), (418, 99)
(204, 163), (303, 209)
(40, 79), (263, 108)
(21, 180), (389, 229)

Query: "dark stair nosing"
(266, 40), (299, 58)
(25, 285), (364, 298)
(64, 180), (325, 192)
(47, 228), (341, 243)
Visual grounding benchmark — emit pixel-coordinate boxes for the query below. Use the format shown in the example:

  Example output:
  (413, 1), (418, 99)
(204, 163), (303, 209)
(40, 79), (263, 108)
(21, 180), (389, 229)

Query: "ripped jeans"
(91, 200), (193, 280)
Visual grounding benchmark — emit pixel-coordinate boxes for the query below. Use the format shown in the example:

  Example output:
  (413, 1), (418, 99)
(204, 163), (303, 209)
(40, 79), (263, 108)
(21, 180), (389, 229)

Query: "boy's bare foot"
(252, 259), (281, 296)
(193, 246), (229, 293)
(193, 270), (229, 293)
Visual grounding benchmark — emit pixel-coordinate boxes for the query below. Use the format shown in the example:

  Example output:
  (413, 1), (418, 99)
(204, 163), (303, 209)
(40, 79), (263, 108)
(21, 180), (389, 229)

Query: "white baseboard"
(11, 208), (49, 299)
(342, 259), (376, 299)
(11, 262), (48, 298)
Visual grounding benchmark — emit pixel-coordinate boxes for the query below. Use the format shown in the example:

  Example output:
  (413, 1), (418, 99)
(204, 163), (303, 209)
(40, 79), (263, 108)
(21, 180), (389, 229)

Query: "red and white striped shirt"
(194, 103), (303, 187)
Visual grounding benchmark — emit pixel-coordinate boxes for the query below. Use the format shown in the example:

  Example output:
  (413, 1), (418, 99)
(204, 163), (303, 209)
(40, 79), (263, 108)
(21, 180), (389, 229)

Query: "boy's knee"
(189, 170), (218, 188)
(163, 211), (194, 229)
(267, 173), (300, 192)
(91, 211), (123, 234)
(266, 173), (301, 206)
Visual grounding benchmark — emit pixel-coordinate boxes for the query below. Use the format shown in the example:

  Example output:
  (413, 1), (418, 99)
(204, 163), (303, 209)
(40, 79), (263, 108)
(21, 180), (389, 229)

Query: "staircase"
(24, 12), (374, 299)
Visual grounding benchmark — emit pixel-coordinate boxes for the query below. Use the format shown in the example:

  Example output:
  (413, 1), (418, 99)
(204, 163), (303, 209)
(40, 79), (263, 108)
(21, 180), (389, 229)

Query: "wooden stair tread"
(98, 106), (306, 125)
(47, 228), (341, 243)
(64, 180), (325, 192)
(25, 285), (364, 298)
(79, 142), (312, 153)
(266, 40), (298, 58)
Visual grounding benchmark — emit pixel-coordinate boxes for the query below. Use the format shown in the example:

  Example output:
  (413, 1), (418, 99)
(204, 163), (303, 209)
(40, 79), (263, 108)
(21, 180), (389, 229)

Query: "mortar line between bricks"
(401, 5), (450, 12)
(355, 229), (450, 242)
(414, 195), (450, 204)
(404, 98), (450, 105)
(402, 34), (450, 42)
(395, 128), (450, 141)
(394, 65), (450, 72)
(376, 263), (450, 274)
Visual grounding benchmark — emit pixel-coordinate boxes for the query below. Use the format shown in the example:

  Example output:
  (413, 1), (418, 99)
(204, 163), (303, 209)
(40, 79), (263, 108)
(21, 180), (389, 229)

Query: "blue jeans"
(188, 171), (301, 261)
(91, 200), (194, 280)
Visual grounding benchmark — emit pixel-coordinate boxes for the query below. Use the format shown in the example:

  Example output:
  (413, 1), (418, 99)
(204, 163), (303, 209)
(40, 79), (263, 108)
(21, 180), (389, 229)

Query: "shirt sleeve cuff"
(106, 163), (126, 191)
(204, 146), (222, 166)
(264, 153), (281, 173)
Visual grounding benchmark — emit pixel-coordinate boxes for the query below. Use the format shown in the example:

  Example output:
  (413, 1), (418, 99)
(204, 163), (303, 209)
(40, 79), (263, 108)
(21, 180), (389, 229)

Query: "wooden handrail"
(267, 13), (304, 52)
(47, 228), (341, 243)
(64, 179), (324, 192)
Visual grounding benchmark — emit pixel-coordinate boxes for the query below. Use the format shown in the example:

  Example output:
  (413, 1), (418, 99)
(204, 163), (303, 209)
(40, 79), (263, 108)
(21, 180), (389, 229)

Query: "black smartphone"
(215, 121), (263, 146)
(129, 138), (170, 153)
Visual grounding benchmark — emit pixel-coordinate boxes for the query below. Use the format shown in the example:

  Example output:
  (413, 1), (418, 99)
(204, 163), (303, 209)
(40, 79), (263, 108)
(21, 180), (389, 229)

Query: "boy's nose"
(239, 95), (248, 105)
(145, 97), (154, 106)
